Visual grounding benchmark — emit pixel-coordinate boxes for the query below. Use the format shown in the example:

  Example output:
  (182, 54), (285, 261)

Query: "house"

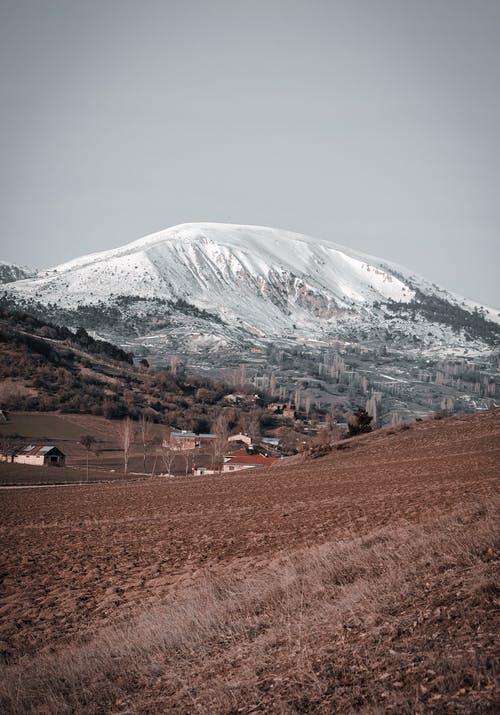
(14, 445), (65, 467)
(165, 431), (197, 450)
(228, 433), (252, 447)
(261, 436), (280, 449)
(223, 449), (280, 473)
(193, 465), (217, 476)
(164, 431), (218, 450)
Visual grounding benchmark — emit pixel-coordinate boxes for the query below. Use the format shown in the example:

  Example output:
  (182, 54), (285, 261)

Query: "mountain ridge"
(2, 223), (498, 352)
(2, 223), (499, 421)
(9, 223), (498, 320)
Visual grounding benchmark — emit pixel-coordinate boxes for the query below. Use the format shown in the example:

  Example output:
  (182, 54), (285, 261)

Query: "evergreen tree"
(348, 407), (373, 437)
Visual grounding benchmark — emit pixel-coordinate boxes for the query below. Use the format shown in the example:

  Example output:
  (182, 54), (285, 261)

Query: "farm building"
(164, 431), (218, 450)
(165, 431), (197, 450)
(193, 466), (217, 476)
(14, 445), (66, 467)
(223, 449), (280, 473)
(261, 436), (280, 449)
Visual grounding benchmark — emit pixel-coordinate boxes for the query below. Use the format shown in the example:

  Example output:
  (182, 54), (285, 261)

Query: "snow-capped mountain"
(0, 261), (34, 284)
(3, 223), (417, 313)
(2, 223), (499, 360)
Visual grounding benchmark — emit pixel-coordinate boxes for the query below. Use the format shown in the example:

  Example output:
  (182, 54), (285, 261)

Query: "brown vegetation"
(0, 410), (498, 713)
(2, 501), (498, 714)
(0, 311), (312, 454)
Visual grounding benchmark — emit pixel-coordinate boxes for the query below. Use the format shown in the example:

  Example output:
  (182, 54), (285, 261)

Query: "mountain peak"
(2, 223), (499, 361)
(7, 222), (415, 310)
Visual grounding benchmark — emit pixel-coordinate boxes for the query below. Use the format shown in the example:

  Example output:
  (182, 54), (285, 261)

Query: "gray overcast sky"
(0, 0), (499, 306)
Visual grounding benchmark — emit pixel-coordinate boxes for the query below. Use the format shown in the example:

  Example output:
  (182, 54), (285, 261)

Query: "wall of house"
(14, 454), (64, 466)
(15, 455), (45, 466)
(223, 463), (257, 472)
(172, 439), (197, 450)
(46, 454), (64, 466)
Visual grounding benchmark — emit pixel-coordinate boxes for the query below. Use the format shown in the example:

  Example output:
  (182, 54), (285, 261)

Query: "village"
(0, 407), (350, 484)
(0, 431), (279, 476)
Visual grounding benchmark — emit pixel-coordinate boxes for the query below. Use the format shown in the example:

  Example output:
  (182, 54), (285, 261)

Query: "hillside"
(1, 409), (498, 713)
(0, 311), (348, 466)
(3, 224), (499, 355)
(2, 223), (499, 423)
(0, 309), (271, 431)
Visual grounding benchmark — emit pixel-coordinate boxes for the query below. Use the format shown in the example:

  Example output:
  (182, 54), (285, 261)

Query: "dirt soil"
(1, 409), (499, 666)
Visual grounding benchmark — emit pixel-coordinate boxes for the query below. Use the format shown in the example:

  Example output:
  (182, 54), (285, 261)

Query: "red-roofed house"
(223, 449), (279, 473)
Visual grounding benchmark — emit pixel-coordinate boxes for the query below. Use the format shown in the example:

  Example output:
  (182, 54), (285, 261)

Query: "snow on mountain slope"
(0, 261), (34, 284)
(2, 223), (499, 355)
(4, 222), (412, 314)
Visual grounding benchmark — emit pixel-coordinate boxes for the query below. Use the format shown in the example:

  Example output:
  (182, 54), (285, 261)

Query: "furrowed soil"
(1, 410), (499, 714)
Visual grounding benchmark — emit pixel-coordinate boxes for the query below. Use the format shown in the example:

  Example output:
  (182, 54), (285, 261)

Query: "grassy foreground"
(1, 497), (498, 714)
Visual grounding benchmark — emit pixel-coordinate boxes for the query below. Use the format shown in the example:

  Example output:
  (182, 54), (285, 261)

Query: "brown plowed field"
(1, 410), (499, 664)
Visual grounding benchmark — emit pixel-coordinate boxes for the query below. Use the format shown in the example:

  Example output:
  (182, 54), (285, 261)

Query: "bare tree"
(139, 414), (153, 474)
(277, 427), (300, 456)
(212, 411), (230, 473)
(390, 412), (402, 427)
(324, 406), (334, 432)
(80, 434), (97, 481)
(294, 383), (303, 412)
(269, 372), (277, 398)
(181, 448), (195, 478)
(119, 418), (134, 476)
(237, 363), (247, 388)
(150, 433), (166, 477)
(247, 414), (261, 446)
(160, 437), (176, 476)
(365, 396), (377, 426)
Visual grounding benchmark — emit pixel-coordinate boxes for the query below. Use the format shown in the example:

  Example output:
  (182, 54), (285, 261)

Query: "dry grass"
(1, 498), (498, 714)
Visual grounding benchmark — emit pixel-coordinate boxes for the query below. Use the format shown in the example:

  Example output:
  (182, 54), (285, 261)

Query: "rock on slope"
(0, 261), (34, 284)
